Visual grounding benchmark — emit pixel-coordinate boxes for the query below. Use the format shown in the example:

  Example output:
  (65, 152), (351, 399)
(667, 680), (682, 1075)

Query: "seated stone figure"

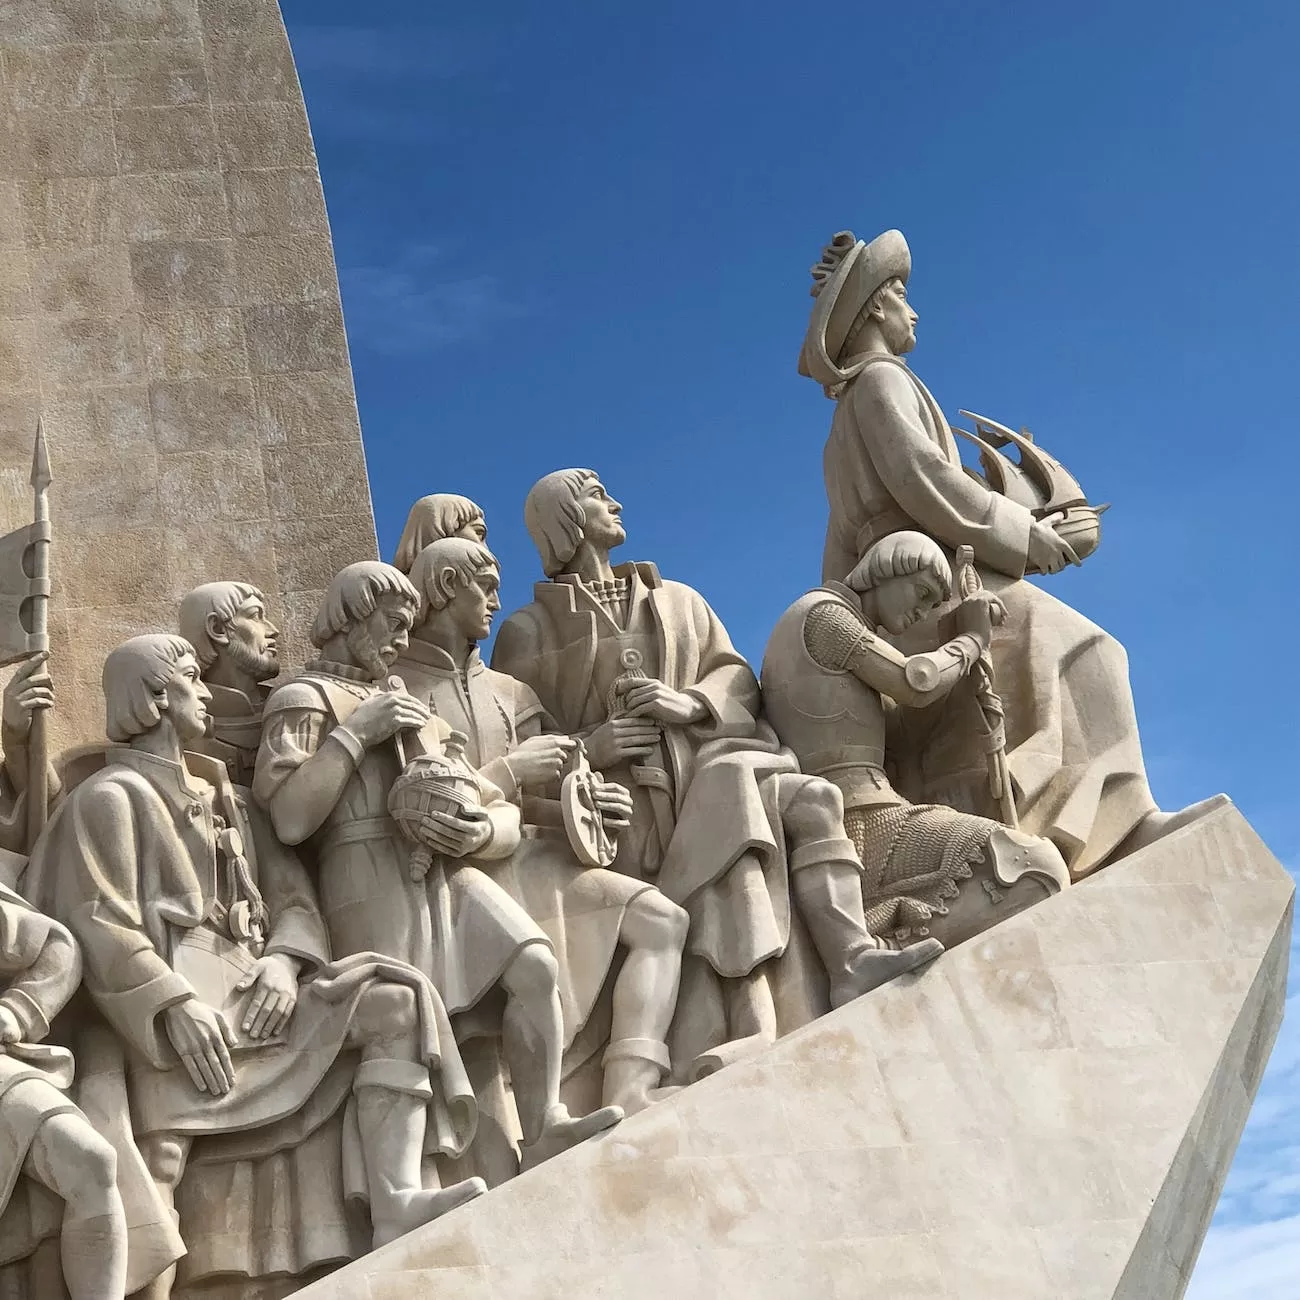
(393, 493), (489, 574)
(399, 537), (689, 1116)
(178, 581), (282, 787)
(802, 228), (1221, 876)
(253, 562), (623, 1173)
(0, 656), (131, 1300)
(30, 635), (485, 1300)
(493, 470), (939, 1078)
(762, 532), (1070, 948)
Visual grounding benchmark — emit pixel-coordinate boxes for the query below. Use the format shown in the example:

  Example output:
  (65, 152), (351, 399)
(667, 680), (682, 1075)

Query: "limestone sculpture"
(492, 471), (942, 1079)
(178, 583), (283, 788)
(252, 563), (625, 1177)
(28, 636), (486, 1298)
(761, 531), (1070, 948)
(393, 495), (490, 574)
(802, 228), (1221, 876)
(398, 537), (689, 1116)
(0, 661), (132, 1300)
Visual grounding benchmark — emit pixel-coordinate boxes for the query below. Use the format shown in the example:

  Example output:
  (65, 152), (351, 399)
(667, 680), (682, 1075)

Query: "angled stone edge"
(297, 800), (1294, 1300)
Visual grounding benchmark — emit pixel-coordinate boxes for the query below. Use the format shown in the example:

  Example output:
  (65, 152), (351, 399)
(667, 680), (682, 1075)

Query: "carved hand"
(1027, 515), (1081, 576)
(234, 953), (301, 1040)
(617, 680), (709, 727)
(586, 717), (663, 767)
(1, 653), (53, 738)
(0, 1005), (23, 1045)
(416, 807), (493, 858)
(590, 777), (634, 830)
(345, 691), (431, 748)
(505, 734), (577, 789)
(164, 999), (239, 1096)
(953, 591), (1006, 645)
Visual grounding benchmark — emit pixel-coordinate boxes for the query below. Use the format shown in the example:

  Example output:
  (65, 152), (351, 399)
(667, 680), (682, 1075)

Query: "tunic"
(493, 563), (846, 980)
(254, 662), (548, 1020)
(395, 637), (653, 1044)
(822, 353), (1157, 876)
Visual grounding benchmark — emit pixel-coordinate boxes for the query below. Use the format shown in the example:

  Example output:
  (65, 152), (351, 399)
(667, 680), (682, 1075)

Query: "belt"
(317, 815), (403, 856)
(854, 510), (913, 557)
(803, 748), (886, 775)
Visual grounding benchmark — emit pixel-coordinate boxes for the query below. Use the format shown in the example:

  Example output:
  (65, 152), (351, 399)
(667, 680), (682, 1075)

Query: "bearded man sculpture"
(801, 229), (1222, 876)
(32, 635), (485, 1298)
(253, 562), (623, 1172)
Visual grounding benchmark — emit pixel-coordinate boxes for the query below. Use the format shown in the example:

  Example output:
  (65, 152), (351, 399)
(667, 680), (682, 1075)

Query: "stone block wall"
(0, 0), (377, 749)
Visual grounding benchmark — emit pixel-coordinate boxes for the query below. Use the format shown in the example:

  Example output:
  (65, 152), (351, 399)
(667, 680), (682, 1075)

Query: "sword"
(953, 545), (1018, 828)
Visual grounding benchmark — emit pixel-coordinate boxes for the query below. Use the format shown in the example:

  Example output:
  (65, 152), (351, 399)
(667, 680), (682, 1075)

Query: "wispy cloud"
(339, 243), (532, 355)
(1187, 862), (1300, 1297)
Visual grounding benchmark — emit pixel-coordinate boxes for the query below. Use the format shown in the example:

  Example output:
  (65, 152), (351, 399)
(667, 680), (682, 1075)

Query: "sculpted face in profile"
(393, 493), (489, 574)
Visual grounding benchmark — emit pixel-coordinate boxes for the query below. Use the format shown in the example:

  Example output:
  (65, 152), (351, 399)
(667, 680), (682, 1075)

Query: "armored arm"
(802, 599), (984, 709)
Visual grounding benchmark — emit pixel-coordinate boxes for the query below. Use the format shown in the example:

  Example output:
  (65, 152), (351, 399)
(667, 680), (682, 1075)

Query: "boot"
(793, 859), (943, 1008)
(518, 1102), (624, 1173)
(354, 1058), (487, 1249)
(602, 1038), (679, 1116)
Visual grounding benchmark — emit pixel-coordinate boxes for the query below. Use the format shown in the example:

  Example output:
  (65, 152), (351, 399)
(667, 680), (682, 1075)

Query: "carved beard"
(225, 636), (279, 684)
(345, 623), (390, 681)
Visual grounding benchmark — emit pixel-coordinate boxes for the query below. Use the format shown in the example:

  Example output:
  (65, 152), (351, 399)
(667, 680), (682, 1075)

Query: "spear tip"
(30, 416), (51, 492)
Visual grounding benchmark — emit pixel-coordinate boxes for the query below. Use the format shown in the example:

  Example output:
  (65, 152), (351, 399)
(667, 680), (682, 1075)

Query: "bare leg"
(348, 984), (485, 1247)
(602, 891), (688, 1114)
(24, 1110), (127, 1300)
(500, 943), (623, 1169)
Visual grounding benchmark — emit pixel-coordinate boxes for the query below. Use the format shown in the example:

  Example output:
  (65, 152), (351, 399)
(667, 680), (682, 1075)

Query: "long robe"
(493, 563), (829, 1058)
(28, 746), (474, 1288)
(822, 353), (1157, 876)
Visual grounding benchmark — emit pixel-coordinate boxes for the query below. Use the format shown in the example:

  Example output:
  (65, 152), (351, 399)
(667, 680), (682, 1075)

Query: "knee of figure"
(505, 942), (558, 998)
(40, 1114), (117, 1200)
(77, 1127), (118, 1193)
(630, 891), (689, 950)
(139, 1135), (187, 1189)
(782, 775), (844, 843)
(356, 982), (420, 1041)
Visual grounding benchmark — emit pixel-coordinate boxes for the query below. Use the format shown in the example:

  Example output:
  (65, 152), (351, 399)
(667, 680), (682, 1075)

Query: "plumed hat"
(798, 229), (910, 397)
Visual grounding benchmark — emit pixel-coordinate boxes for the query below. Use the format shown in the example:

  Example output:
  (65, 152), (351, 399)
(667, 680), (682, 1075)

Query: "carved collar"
(111, 745), (232, 807)
(401, 637), (484, 677)
(204, 681), (267, 719)
(304, 658), (379, 685)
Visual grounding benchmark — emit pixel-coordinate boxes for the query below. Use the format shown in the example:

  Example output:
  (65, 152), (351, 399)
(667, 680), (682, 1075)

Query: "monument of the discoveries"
(0, 4), (1290, 1299)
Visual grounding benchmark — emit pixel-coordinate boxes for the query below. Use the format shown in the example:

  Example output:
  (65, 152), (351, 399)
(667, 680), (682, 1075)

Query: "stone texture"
(295, 802), (1293, 1300)
(0, 0), (378, 748)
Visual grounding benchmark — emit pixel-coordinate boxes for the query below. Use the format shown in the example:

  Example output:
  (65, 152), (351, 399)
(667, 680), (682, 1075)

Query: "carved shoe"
(831, 937), (944, 1007)
(371, 1176), (487, 1249)
(518, 1104), (624, 1173)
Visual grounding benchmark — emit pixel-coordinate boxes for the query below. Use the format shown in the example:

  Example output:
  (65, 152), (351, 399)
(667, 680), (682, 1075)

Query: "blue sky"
(281, 1), (1299, 1289)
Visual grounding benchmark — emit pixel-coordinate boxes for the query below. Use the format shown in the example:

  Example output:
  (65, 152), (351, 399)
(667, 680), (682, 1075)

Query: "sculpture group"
(0, 231), (1220, 1299)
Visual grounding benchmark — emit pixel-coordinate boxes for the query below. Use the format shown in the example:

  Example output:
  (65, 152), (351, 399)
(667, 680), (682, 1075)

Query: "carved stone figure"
(398, 538), (689, 1115)
(253, 562), (623, 1173)
(393, 495), (489, 574)
(762, 532), (1070, 948)
(178, 583), (282, 787)
(493, 471), (940, 1077)
(801, 229), (1220, 876)
(30, 636), (485, 1299)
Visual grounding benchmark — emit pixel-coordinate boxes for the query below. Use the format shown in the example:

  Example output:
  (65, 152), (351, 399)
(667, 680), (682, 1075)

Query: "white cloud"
(339, 244), (531, 355)
(1187, 862), (1300, 1294)
(1186, 1215), (1300, 1299)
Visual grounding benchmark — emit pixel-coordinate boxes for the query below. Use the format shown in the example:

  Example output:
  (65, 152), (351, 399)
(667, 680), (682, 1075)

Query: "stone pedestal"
(296, 801), (1292, 1299)
(0, 0), (377, 747)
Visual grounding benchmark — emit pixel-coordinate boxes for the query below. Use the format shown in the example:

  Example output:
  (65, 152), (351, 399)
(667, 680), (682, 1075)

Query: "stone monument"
(0, 7), (1286, 1300)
